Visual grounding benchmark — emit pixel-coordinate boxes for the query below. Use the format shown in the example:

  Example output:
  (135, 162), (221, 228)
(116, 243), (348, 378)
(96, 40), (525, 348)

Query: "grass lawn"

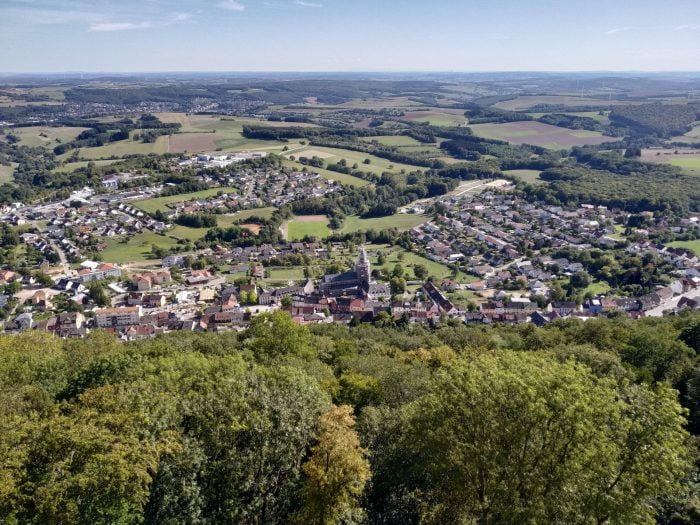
(265, 267), (306, 282)
(101, 232), (181, 264)
(339, 214), (427, 234)
(168, 225), (206, 241)
(667, 240), (700, 255)
(608, 224), (627, 241)
(287, 220), (331, 241)
(503, 169), (543, 185)
(584, 281), (611, 296)
(0, 164), (14, 184)
(368, 244), (475, 283)
(53, 159), (125, 173)
(286, 145), (425, 176)
(282, 160), (370, 187)
(221, 207), (277, 224)
(132, 188), (237, 214)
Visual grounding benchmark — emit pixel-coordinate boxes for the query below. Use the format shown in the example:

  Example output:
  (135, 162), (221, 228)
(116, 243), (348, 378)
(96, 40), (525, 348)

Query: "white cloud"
(605, 27), (629, 35)
(295, 0), (323, 6)
(674, 24), (700, 31)
(89, 21), (152, 32)
(171, 13), (192, 22)
(218, 0), (245, 11)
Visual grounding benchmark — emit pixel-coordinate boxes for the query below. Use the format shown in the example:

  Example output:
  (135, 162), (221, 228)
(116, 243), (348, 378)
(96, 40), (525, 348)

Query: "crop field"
(287, 145), (425, 176)
(398, 109), (466, 126)
(641, 149), (700, 175)
(156, 113), (315, 153)
(9, 126), (89, 148)
(340, 213), (426, 234)
(503, 169), (544, 184)
(338, 96), (426, 109)
(494, 95), (640, 111)
(666, 240), (700, 255)
(469, 122), (619, 149)
(52, 159), (125, 173)
(281, 160), (370, 187)
(281, 215), (330, 240)
(132, 188), (237, 214)
(100, 232), (180, 264)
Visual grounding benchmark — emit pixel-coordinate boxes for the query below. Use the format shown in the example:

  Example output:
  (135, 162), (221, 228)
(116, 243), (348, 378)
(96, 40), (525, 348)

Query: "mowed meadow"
(469, 121), (620, 149)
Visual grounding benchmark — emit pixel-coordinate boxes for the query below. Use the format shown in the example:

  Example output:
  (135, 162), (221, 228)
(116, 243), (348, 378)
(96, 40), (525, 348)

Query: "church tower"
(356, 245), (371, 290)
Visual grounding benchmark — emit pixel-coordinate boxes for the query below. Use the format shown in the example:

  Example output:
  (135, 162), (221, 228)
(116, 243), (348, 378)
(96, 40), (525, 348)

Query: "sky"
(1, 0), (700, 72)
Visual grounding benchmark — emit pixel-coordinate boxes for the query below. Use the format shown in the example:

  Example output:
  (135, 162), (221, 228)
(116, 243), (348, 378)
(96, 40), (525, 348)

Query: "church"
(319, 246), (390, 299)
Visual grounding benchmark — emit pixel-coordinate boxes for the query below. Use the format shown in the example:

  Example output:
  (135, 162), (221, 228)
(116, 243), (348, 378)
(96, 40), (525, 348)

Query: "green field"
(368, 244), (475, 283)
(667, 240), (700, 255)
(100, 232), (180, 264)
(157, 113), (316, 154)
(132, 188), (237, 214)
(584, 281), (611, 296)
(281, 160), (370, 187)
(469, 121), (616, 149)
(286, 145), (425, 176)
(0, 164), (14, 184)
(71, 132), (169, 160)
(10, 126), (89, 148)
(52, 159), (125, 173)
(503, 169), (543, 185)
(664, 156), (700, 176)
(340, 214), (426, 234)
(287, 220), (331, 241)
(359, 135), (423, 147)
(527, 111), (611, 124)
(671, 123), (700, 143)
(167, 207), (277, 241)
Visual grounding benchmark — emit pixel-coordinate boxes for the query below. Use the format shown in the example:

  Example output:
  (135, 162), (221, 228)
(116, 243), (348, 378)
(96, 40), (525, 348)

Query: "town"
(0, 155), (697, 340)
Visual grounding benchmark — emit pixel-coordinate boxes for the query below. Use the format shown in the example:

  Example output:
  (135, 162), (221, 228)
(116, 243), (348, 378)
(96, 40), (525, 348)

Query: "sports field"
(340, 214), (426, 234)
(283, 215), (330, 240)
(469, 122), (619, 149)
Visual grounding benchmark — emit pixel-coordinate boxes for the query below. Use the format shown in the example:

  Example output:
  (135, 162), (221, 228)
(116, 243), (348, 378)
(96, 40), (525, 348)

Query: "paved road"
(646, 287), (700, 317)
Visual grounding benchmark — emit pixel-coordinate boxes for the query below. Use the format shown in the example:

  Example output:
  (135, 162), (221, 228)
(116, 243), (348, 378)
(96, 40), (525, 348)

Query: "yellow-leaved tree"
(298, 405), (371, 525)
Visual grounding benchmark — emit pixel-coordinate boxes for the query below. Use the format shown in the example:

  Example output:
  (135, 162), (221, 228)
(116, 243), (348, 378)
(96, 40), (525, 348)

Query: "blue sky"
(1, 0), (699, 72)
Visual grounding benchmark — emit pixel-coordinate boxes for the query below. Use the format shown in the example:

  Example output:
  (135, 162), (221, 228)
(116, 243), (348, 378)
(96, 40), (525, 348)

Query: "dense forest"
(609, 103), (700, 137)
(1, 312), (699, 524)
